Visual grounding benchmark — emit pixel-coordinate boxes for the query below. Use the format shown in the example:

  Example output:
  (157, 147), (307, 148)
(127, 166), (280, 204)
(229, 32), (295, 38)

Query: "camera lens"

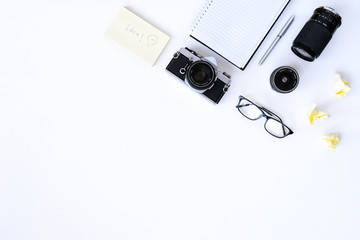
(270, 66), (299, 93)
(186, 61), (216, 90)
(292, 6), (342, 61)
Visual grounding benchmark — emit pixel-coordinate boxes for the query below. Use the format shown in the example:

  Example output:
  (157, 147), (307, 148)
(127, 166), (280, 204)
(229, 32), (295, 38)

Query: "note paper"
(105, 7), (170, 66)
(190, 0), (290, 69)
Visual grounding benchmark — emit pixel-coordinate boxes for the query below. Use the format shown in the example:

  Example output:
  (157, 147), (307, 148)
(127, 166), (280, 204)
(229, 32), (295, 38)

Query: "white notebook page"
(190, 0), (290, 69)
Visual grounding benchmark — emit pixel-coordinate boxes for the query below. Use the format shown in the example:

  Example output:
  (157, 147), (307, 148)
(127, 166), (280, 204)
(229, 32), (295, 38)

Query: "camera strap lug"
(173, 51), (180, 59)
(180, 64), (188, 75)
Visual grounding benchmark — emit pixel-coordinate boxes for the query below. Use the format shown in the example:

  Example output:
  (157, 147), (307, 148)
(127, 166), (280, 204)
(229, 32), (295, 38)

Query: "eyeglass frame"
(236, 95), (294, 138)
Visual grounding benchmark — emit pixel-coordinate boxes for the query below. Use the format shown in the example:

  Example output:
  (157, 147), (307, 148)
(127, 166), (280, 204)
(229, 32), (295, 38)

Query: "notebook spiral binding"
(191, 0), (214, 32)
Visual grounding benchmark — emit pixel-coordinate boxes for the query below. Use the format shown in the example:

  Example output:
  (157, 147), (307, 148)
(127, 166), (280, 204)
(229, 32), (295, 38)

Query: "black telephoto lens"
(292, 6), (342, 61)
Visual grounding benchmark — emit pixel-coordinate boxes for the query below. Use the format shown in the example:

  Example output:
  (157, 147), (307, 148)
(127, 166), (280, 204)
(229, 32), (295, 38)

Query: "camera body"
(166, 47), (231, 104)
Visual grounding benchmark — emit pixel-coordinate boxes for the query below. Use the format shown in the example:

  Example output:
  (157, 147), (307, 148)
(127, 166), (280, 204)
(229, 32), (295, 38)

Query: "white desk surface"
(1, 0), (360, 239)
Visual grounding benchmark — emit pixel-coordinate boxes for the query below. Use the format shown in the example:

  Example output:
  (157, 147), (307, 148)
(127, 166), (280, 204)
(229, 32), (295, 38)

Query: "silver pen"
(258, 15), (295, 65)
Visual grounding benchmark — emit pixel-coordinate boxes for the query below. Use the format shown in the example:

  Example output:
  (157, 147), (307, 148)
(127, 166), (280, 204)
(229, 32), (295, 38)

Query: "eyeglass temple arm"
(261, 107), (283, 123)
(236, 103), (252, 108)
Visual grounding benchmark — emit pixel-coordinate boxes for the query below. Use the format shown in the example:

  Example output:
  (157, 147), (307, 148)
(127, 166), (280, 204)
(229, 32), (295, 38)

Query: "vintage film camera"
(166, 47), (231, 104)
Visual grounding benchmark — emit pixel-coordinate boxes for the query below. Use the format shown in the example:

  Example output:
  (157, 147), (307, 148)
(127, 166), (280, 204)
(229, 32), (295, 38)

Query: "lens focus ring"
(310, 7), (342, 33)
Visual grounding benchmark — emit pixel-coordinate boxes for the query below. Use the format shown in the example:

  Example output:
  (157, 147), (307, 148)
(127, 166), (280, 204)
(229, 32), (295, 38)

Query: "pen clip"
(279, 15), (295, 37)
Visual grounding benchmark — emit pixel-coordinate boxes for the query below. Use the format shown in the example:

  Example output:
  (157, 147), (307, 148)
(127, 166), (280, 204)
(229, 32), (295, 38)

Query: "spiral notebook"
(190, 0), (290, 70)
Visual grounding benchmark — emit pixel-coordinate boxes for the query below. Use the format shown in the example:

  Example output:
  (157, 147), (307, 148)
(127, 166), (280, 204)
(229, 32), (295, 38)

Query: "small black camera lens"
(292, 6), (342, 61)
(270, 66), (299, 93)
(186, 61), (215, 90)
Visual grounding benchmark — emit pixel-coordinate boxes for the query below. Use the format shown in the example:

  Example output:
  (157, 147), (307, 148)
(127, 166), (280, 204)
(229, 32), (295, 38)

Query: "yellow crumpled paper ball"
(323, 133), (341, 149)
(334, 73), (351, 98)
(307, 104), (330, 125)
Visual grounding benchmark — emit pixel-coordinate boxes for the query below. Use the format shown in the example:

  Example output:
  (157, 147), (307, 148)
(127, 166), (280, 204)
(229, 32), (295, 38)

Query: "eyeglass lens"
(265, 118), (292, 138)
(237, 99), (263, 120)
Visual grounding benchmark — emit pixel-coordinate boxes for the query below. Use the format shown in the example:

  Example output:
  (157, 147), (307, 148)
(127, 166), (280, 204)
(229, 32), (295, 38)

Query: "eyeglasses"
(236, 95), (293, 138)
